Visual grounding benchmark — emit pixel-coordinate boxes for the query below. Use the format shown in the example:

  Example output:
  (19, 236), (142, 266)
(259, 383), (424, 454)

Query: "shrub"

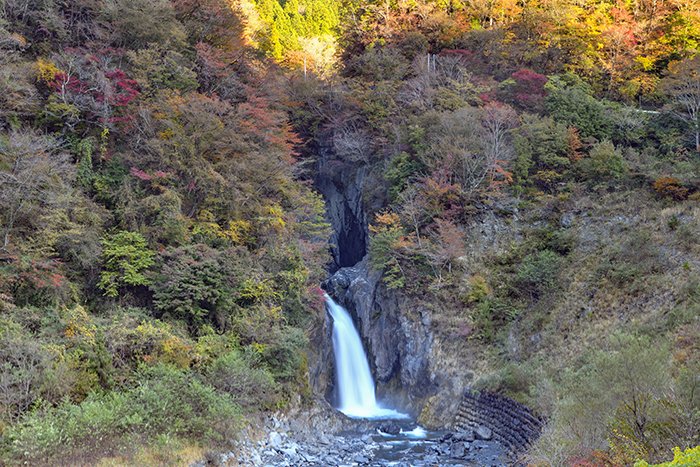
(259, 326), (309, 385)
(635, 446), (700, 467)
(346, 45), (410, 81)
(103, 0), (187, 50)
(126, 46), (198, 97)
(204, 350), (279, 410)
(500, 68), (548, 109)
(653, 177), (689, 201)
(544, 73), (615, 140)
(513, 114), (575, 192)
(385, 151), (422, 200)
(535, 334), (676, 464)
(579, 140), (626, 180)
(132, 365), (240, 441)
(0, 334), (49, 424)
(123, 190), (190, 246)
(514, 250), (562, 298)
(597, 230), (662, 288)
(106, 315), (194, 372)
(470, 297), (519, 342)
(475, 362), (534, 402)
(369, 212), (409, 289)
(463, 274), (491, 304)
(98, 231), (155, 298)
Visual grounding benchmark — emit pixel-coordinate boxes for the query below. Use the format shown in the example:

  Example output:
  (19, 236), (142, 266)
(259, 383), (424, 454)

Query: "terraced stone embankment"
(454, 390), (544, 455)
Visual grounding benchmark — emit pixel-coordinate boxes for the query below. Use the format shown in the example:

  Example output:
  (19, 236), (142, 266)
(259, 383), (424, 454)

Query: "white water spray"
(325, 294), (407, 419)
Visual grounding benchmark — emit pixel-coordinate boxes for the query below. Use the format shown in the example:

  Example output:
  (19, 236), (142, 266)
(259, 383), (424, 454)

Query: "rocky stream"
(212, 410), (512, 467)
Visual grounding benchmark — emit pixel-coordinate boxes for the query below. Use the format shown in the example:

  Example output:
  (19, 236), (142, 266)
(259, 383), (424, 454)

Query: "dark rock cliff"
(315, 146), (368, 271)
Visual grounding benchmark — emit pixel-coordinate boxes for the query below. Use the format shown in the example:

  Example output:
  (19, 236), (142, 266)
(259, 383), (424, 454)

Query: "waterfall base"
(340, 405), (409, 420)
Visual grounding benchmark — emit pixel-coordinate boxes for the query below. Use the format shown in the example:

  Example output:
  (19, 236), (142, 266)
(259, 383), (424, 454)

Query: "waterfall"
(325, 294), (407, 419)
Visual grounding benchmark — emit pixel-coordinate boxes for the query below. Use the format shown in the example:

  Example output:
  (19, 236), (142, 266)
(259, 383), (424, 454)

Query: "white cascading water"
(325, 294), (407, 419)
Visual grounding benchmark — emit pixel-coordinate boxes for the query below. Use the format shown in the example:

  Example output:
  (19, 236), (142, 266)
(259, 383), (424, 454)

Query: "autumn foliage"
(653, 177), (690, 201)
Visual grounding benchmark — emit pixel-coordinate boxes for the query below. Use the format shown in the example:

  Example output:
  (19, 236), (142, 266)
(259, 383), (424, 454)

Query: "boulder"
(450, 442), (467, 458)
(378, 421), (401, 435)
(474, 425), (493, 441)
(454, 430), (475, 442)
(268, 431), (283, 449)
(353, 454), (370, 464)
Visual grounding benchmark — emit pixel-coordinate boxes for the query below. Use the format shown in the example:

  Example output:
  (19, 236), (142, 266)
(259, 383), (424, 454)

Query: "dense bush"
(0, 333), (50, 424)
(470, 297), (520, 342)
(635, 446), (700, 467)
(1, 364), (241, 464)
(544, 73), (616, 141)
(98, 231), (155, 298)
(149, 244), (242, 330)
(653, 177), (689, 201)
(105, 313), (194, 373)
(369, 212), (410, 289)
(579, 140), (627, 180)
(204, 350), (279, 410)
(513, 114), (577, 192)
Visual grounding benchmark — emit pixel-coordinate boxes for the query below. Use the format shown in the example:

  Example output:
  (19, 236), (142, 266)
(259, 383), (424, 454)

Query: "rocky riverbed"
(204, 405), (511, 467)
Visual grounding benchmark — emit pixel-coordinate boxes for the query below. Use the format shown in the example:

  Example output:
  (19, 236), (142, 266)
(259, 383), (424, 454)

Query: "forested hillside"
(280, 1), (699, 465)
(0, 1), (330, 464)
(1, 0), (699, 465)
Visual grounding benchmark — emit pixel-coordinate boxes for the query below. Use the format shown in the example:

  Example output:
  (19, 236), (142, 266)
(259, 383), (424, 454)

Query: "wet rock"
(378, 421), (401, 435)
(282, 451), (300, 464)
(437, 443), (451, 455)
(281, 445), (297, 456)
